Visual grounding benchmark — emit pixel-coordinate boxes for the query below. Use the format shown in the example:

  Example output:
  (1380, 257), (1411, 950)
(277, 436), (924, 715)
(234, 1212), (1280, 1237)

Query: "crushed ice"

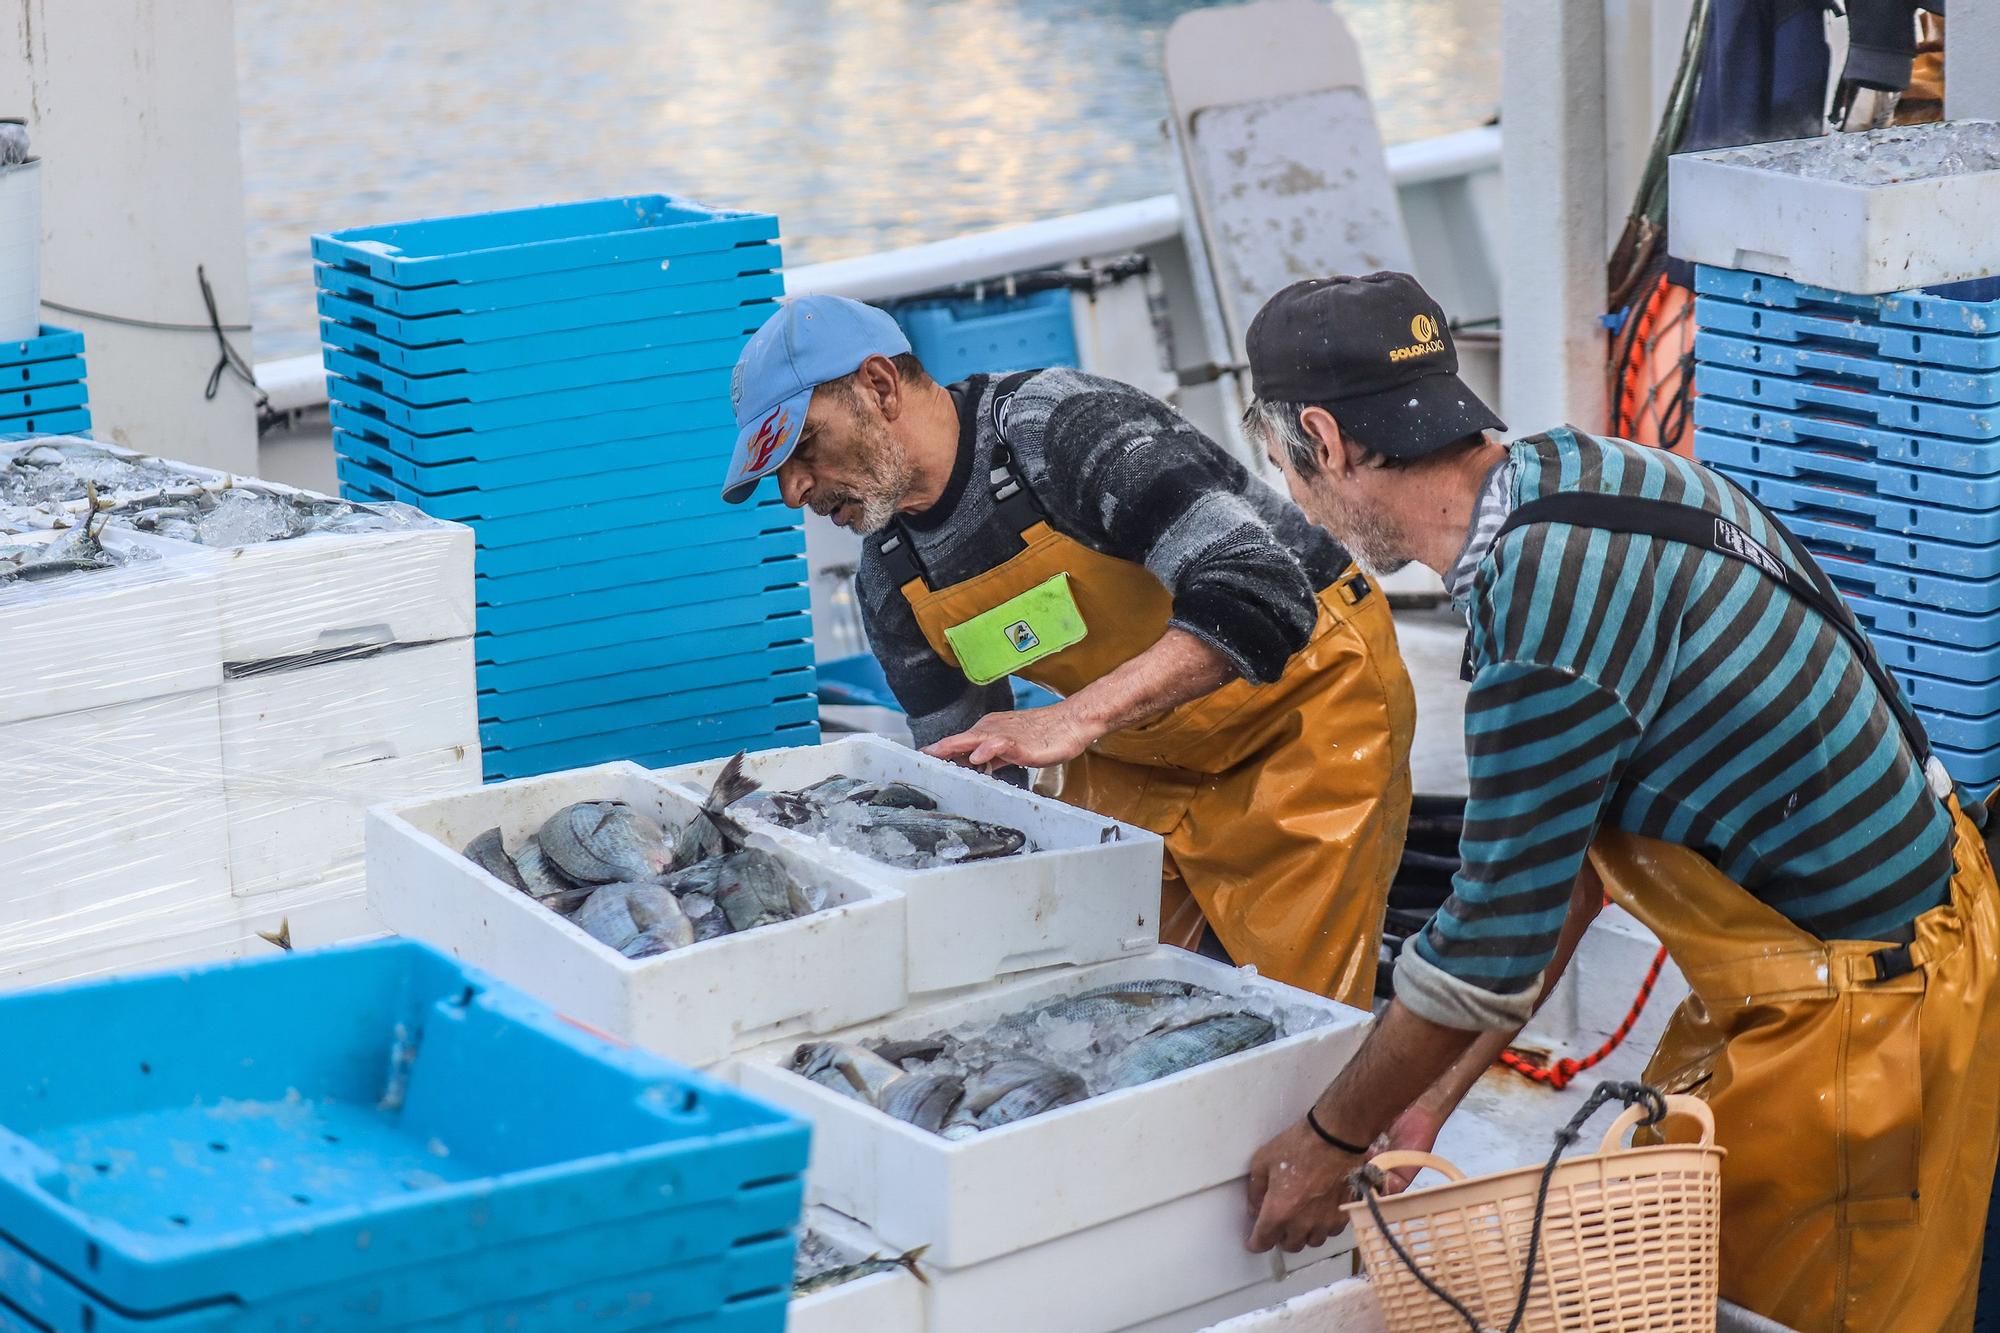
(1709, 122), (2000, 186)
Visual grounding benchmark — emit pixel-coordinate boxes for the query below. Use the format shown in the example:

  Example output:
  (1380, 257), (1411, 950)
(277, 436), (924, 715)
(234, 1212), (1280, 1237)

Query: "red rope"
(1496, 945), (1671, 1091)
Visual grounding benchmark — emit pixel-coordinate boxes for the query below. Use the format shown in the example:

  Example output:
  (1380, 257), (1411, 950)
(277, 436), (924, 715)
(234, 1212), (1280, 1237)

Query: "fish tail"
(705, 751), (761, 815)
(899, 1245), (930, 1285)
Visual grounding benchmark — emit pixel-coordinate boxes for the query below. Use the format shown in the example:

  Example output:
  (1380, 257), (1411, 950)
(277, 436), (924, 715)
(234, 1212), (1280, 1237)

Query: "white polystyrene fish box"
(1195, 1277), (1385, 1333)
(790, 1205), (927, 1333)
(1120, 1251), (1354, 1333)
(1668, 120), (2000, 293)
(366, 762), (908, 1067)
(0, 522), (223, 725)
(734, 949), (1370, 1272)
(0, 690), (232, 975)
(659, 735), (1163, 993)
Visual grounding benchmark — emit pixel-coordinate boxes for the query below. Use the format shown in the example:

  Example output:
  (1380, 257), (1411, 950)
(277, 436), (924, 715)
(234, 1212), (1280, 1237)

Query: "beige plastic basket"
(1343, 1095), (1724, 1333)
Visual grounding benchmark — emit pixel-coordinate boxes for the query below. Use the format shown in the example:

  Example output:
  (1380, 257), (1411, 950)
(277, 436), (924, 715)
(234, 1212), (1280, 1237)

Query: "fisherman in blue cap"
(720, 294), (1417, 1008)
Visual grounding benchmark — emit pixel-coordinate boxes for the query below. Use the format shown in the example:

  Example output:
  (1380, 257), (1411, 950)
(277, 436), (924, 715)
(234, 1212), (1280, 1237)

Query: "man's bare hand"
(924, 702), (1101, 770)
(1245, 1120), (1362, 1253)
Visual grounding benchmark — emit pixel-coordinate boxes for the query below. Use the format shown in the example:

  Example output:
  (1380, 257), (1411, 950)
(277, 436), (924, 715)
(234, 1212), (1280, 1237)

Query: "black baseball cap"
(1246, 271), (1504, 459)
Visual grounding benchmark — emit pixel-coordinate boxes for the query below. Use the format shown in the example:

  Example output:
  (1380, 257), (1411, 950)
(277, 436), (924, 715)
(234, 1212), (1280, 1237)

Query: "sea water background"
(234, 0), (1500, 358)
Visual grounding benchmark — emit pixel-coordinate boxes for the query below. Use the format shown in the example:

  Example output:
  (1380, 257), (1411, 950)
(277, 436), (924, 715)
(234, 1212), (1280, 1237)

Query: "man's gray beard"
(1326, 498), (1412, 576)
(850, 490), (902, 535)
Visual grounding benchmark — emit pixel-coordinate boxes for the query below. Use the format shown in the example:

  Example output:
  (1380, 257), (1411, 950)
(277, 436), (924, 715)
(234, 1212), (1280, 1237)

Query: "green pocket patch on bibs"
(943, 572), (1088, 685)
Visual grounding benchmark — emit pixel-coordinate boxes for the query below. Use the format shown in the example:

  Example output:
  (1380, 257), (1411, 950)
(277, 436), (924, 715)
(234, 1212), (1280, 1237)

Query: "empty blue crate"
(1693, 398), (2000, 477)
(1696, 265), (2000, 338)
(1707, 464), (2000, 560)
(0, 939), (806, 1331)
(481, 640), (817, 725)
(1694, 363), (2000, 440)
(1695, 429), (2000, 512)
(889, 286), (1079, 384)
(329, 367), (732, 435)
(1811, 546), (2000, 615)
(473, 508), (803, 581)
(474, 614), (813, 696)
(318, 279), (782, 349)
(312, 196), (779, 286)
(1694, 295), (2000, 371)
(315, 242), (781, 318)
(480, 695), (820, 782)
(332, 421), (732, 492)
(479, 668), (818, 751)
(477, 563), (809, 637)
(1696, 330), (2000, 407)
(322, 301), (776, 377)
(332, 448), (739, 520)
(328, 395), (737, 468)
(475, 586), (813, 666)
(479, 532), (805, 610)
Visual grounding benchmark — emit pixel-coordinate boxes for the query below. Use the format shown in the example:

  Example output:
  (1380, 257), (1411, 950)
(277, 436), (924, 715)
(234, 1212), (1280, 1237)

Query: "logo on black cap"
(1390, 313), (1446, 364)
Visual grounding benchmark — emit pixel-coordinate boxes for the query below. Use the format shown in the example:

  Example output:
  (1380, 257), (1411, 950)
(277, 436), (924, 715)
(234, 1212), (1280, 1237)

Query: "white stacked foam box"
(1122, 1255), (1357, 1333)
(734, 950), (1370, 1333)
(1194, 1278), (1385, 1333)
(367, 762), (909, 1067)
(221, 639), (481, 900)
(660, 736), (1164, 993)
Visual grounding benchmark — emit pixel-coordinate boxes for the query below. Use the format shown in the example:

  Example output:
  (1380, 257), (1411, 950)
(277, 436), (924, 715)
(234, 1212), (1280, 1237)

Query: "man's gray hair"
(1243, 397), (1325, 477)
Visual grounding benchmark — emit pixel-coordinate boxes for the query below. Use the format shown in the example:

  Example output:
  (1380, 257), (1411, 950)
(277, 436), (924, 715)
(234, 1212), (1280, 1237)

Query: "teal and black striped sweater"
(1402, 428), (1954, 1030)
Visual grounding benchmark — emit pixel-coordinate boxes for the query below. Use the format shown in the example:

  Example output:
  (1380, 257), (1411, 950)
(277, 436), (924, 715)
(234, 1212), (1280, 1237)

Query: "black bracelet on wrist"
(1305, 1106), (1371, 1156)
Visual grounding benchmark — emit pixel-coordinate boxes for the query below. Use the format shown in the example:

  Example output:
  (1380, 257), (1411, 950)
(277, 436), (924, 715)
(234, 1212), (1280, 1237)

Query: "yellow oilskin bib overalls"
(1488, 482), (2000, 1332)
(881, 377), (1416, 1005)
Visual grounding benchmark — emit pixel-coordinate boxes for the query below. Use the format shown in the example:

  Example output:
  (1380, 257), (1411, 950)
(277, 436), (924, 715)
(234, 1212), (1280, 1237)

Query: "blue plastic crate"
(476, 562), (808, 637)
(474, 614), (812, 695)
(482, 722), (822, 785)
(1707, 464), (1997, 547)
(0, 940), (808, 1317)
(0, 325), (85, 367)
(1843, 588), (2000, 650)
(889, 287), (1079, 385)
(476, 588), (813, 665)
(334, 424), (732, 494)
(0, 355), (87, 391)
(1696, 330), (2000, 406)
(480, 696), (820, 778)
(0, 1205), (799, 1333)
(318, 276), (783, 350)
(322, 302), (776, 377)
(1694, 429), (2000, 512)
(1692, 398), (2000, 477)
(327, 396), (736, 468)
(481, 641), (818, 724)
(325, 339), (746, 409)
(479, 534), (805, 609)
(0, 382), (88, 419)
(328, 370), (733, 436)
(473, 509), (802, 581)
(336, 484), (779, 551)
(333, 450), (742, 521)
(1935, 739), (2000, 790)
(314, 242), (781, 316)
(1778, 510), (2000, 581)
(1893, 668), (2000, 720)
(1695, 265), (2000, 337)
(1811, 545), (2000, 614)
(314, 197), (778, 285)
(1865, 623), (2000, 684)
(1695, 364), (2000, 439)
(1911, 705), (2000, 753)
(816, 649), (1062, 713)
(1694, 294), (2000, 371)
(0, 407), (91, 437)
(480, 669), (818, 750)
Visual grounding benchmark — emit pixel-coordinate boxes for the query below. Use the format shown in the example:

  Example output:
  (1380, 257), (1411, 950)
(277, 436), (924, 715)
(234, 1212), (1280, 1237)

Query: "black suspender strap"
(880, 370), (1049, 591)
(1461, 486), (1953, 803)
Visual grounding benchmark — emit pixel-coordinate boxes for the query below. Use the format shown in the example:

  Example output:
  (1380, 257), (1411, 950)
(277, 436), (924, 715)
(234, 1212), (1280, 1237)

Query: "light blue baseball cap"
(722, 295), (913, 504)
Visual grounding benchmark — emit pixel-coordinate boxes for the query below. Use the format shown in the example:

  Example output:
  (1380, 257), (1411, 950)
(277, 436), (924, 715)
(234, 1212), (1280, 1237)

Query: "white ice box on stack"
(367, 735), (1165, 1066)
(0, 436), (479, 987)
(734, 950), (1369, 1333)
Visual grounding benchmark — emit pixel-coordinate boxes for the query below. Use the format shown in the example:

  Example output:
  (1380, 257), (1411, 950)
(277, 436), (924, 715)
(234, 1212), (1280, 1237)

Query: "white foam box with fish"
(659, 735), (1164, 993)
(1668, 120), (2000, 294)
(367, 761), (908, 1067)
(790, 1205), (927, 1333)
(221, 639), (481, 897)
(1193, 1277), (1385, 1333)
(0, 689), (233, 983)
(733, 950), (1369, 1274)
(0, 523), (224, 725)
(6, 439), (477, 663)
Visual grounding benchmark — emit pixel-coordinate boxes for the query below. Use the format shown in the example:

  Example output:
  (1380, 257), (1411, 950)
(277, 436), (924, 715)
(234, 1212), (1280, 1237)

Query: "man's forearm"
(1064, 627), (1235, 735)
(1307, 1001), (1482, 1148)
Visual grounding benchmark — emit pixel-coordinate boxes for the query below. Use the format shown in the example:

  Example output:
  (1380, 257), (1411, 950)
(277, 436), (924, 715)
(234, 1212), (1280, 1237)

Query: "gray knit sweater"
(856, 369), (1353, 747)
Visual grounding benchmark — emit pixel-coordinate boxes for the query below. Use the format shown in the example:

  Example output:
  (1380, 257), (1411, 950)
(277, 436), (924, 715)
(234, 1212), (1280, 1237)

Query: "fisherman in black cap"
(1238, 271), (2000, 1332)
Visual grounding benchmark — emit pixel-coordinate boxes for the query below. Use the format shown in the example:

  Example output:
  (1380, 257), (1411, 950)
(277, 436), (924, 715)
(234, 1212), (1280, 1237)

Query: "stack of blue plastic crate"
(1691, 264), (2000, 791)
(0, 940), (807, 1331)
(312, 197), (818, 782)
(0, 324), (90, 436)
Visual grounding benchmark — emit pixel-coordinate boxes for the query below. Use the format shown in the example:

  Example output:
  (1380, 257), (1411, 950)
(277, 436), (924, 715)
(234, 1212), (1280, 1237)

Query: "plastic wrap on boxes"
(0, 435), (481, 991)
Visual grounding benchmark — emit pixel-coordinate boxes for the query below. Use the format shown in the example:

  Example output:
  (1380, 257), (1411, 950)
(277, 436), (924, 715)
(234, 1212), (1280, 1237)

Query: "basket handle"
(1364, 1149), (1467, 1183)
(1595, 1092), (1716, 1152)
